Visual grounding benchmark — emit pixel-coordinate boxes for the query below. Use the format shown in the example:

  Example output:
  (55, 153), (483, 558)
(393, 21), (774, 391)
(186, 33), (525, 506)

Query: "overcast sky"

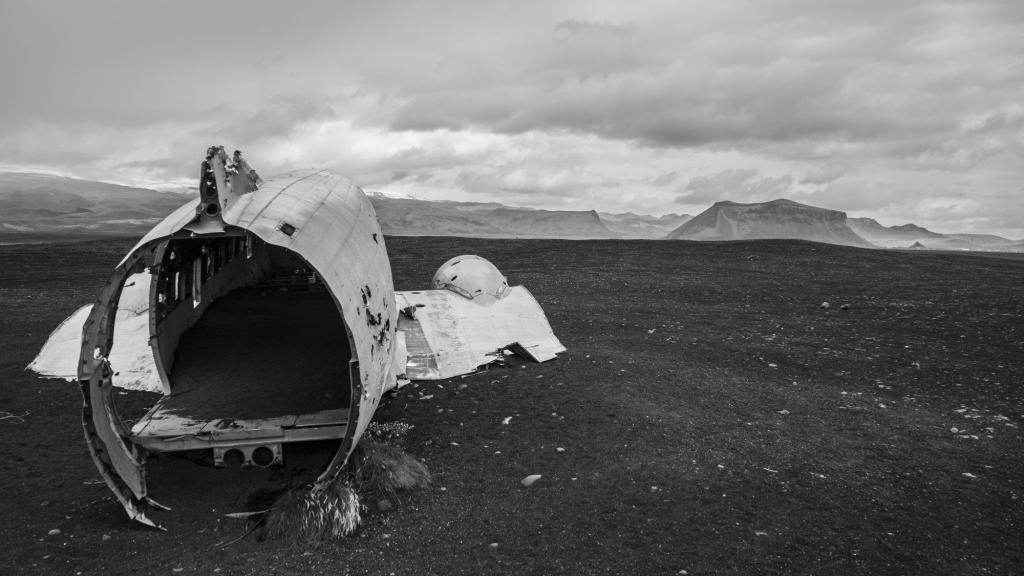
(1, 0), (1022, 236)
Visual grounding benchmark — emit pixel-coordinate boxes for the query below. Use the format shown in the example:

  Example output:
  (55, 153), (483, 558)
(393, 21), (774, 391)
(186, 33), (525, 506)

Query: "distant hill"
(598, 212), (692, 239)
(368, 193), (614, 238)
(666, 199), (874, 247)
(848, 217), (1020, 251)
(3, 172), (1019, 250)
(0, 172), (191, 237)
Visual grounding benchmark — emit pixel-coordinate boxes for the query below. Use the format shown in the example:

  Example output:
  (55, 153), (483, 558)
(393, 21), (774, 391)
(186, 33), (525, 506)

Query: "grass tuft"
(351, 438), (432, 500)
(263, 479), (361, 543)
(262, 438), (430, 542)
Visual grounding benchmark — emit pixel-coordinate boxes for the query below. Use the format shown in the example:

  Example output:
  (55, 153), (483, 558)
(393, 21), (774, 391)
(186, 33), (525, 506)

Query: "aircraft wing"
(394, 285), (565, 380)
(28, 272), (162, 392)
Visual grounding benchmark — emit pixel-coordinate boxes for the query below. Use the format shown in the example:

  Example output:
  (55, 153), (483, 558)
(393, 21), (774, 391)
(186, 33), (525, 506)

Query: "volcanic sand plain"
(1, 236), (1022, 575)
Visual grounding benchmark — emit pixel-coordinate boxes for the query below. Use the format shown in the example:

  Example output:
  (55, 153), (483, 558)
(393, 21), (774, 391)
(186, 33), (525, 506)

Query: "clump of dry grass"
(261, 437), (429, 542)
(351, 438), (431, 500)
(263, 479), (361, 543)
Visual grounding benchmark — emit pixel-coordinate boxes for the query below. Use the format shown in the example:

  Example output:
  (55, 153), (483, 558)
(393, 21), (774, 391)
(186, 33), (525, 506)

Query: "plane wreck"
(29, 152), (564, 529)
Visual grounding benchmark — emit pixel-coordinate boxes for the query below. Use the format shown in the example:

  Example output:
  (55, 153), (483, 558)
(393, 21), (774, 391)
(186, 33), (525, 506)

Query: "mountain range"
(1, 172), (1020, 251)
(0, 172), (188, 240)
(367, 193), (615, 238)
(846, 218), (1024, 251)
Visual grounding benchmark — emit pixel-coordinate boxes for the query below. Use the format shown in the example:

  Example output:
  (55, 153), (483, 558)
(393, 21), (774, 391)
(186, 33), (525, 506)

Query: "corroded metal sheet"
(395, 286), (565, 380)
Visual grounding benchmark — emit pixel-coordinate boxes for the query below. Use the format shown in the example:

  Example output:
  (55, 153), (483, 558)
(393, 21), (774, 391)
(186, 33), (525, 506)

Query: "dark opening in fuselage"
(129, 232), (354, 460)
(161, 287), (350, 420)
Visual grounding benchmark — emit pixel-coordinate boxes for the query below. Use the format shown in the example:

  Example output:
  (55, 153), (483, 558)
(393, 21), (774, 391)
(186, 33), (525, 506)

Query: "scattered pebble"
(101, 534), (111, 543)
(501, 416), (512, 425)
(962, 472), (978, 479)
(556, 447), (565, 452)
(47, 529), (60, 536)
(490, 542), (499, 548)
(821, 302), (830, 309)
(777, 409), (790, 415)
(521, 474), (542, 487)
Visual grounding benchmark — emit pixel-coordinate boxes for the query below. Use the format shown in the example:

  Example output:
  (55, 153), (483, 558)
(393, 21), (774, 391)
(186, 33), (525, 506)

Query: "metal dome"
(431, 255), (511, 302)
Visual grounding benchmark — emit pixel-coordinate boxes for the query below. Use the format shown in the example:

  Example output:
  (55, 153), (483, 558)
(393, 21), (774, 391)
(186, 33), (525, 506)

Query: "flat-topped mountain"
(666, 199), (873, 247)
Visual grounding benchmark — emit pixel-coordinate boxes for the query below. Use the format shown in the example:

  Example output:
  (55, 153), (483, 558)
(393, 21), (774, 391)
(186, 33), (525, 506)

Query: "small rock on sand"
(521, 474), (542, 487)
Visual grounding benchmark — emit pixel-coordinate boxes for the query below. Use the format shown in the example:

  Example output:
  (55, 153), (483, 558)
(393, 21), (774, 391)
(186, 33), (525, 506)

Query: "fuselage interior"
(125, 232), (354, 464)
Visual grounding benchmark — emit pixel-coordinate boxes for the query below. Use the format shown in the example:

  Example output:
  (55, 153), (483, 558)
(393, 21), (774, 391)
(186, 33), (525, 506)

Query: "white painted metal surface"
(28, 274), (161, 391)
(396, 286), (565, 380)
(431, 255), (512, 302)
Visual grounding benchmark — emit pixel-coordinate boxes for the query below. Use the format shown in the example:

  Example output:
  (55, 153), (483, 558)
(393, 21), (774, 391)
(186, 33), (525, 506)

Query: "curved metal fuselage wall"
(220, 170), (396, 482)
(77, 169), (396, 524)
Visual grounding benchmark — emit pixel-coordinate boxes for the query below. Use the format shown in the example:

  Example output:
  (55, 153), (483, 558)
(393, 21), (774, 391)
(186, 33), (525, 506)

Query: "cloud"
(554, 19), (636, 38)
(209, 97), (340, 146)
(650, 171), (680, 186)
(0, 0), (1022, 236)
(800, 165), (845, 186)
(677, 170), (796, 205)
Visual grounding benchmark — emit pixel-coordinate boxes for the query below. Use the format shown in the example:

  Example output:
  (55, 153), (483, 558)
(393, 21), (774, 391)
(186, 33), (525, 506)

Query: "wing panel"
(396, 287), (565, 380)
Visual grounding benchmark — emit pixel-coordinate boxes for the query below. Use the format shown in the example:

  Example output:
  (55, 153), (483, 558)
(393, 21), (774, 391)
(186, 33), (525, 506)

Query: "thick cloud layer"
(1, 0), (1021, 236)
